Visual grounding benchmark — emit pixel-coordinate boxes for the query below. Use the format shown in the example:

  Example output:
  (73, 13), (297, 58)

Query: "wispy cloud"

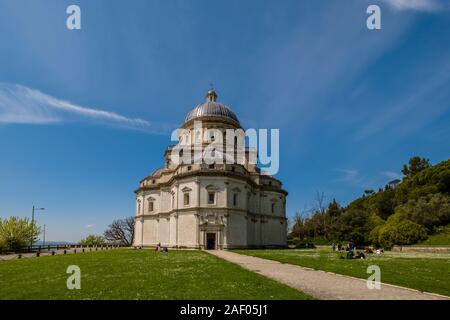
(381, 0), (444, 12)
(334, 168), (403, 189)
(85, 224), (94, 229)
(0, 83), (172, 134)
(334, 169), (365, 186)
(380, 171), (402, 181)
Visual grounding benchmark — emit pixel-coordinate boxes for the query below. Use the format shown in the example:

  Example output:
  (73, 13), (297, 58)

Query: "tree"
(402, 156), (431, 178)
(388, 179), (401, 188)
(80, 234), (105, 246)
(290, 211), (306, 239)
(373, 188), (395, 219)
(377, 219), (427, 249)
(0, 216), (41, 250)
(395, 220), (427, 245)
(395, 193), (450, 231)
(332, 208), (371, 245)
(103, 217), (135, 246)
(314, 191), (327, 214)
(327, 199), (342, 217)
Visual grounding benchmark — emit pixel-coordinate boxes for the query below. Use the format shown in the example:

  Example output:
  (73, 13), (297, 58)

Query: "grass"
(0, 249), (313, 300)
(417, 225), (450, 246)
(233, 249), (450, 297)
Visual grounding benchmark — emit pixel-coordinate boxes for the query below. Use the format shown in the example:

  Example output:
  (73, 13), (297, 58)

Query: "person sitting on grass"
(346, 250), (354, 259)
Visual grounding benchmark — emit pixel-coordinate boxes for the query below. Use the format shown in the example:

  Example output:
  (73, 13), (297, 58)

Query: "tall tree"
(103, 217), (135, 246)
(291, 211), (308, 239)
(402, 156), (431, 178)
(327, 199), (342, 217)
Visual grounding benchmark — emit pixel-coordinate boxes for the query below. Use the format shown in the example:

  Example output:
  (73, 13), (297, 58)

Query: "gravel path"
(207, 250), (449, 300)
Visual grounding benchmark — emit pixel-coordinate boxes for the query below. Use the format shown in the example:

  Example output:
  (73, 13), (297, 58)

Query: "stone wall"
(392, 245), (450, 253)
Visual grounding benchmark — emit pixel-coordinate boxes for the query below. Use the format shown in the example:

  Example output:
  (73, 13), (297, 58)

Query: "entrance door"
(206, 233), (216, 250)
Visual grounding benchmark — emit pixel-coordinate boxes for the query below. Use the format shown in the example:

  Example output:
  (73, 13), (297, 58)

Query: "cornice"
(135, 170), (288, 196)
(134, 208), (286, 220)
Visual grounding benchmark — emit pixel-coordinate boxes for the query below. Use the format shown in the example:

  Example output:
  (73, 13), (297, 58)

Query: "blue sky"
(0, 0), (449, 242)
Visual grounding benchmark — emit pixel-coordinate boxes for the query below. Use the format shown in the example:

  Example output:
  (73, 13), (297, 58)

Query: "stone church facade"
(133, 90), (288, 249)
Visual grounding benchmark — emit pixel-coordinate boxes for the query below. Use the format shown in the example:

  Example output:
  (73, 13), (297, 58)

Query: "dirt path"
(207, 250), (449, 300)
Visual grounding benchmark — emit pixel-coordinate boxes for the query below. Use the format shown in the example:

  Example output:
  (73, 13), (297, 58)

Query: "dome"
(184, 90), (240, 125)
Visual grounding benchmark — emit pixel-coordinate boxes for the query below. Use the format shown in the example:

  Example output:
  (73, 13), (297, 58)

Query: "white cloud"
(334, 169), (364, 185)
(85, 224), (94, 229)
(381, 0), (442, 12)
(0, 83), (171, 134)
(380, 171), (402, 181)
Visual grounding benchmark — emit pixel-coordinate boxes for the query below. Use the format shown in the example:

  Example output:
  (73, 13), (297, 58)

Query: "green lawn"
(417, 225), (450, 246)
(233, 249), (450, 297)
(0, 249), (312, 300)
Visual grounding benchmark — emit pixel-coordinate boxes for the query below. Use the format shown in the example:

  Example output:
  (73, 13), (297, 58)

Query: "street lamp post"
(31, 206), (45, 248)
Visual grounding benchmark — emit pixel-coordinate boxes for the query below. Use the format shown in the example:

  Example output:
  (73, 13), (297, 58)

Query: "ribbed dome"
(185, 90), (240, 125)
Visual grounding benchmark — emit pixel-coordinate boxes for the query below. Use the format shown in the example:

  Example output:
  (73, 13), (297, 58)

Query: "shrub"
(79, 235), (106, 246)
(377, 219), (427, 249)
(0, 216), (41, 250)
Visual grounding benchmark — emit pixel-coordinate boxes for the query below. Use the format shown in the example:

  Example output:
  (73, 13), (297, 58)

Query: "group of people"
(332, 242), (366, 260)
(332, 241), (384, 260)
(331, 242), (350, 251)
(155, 243), (168, 253)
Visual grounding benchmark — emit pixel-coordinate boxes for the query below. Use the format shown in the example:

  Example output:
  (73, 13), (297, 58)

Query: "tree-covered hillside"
(291, 157), (450, 248)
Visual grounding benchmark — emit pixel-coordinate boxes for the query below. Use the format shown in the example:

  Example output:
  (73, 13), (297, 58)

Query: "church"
(133, 90), (288, 249)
